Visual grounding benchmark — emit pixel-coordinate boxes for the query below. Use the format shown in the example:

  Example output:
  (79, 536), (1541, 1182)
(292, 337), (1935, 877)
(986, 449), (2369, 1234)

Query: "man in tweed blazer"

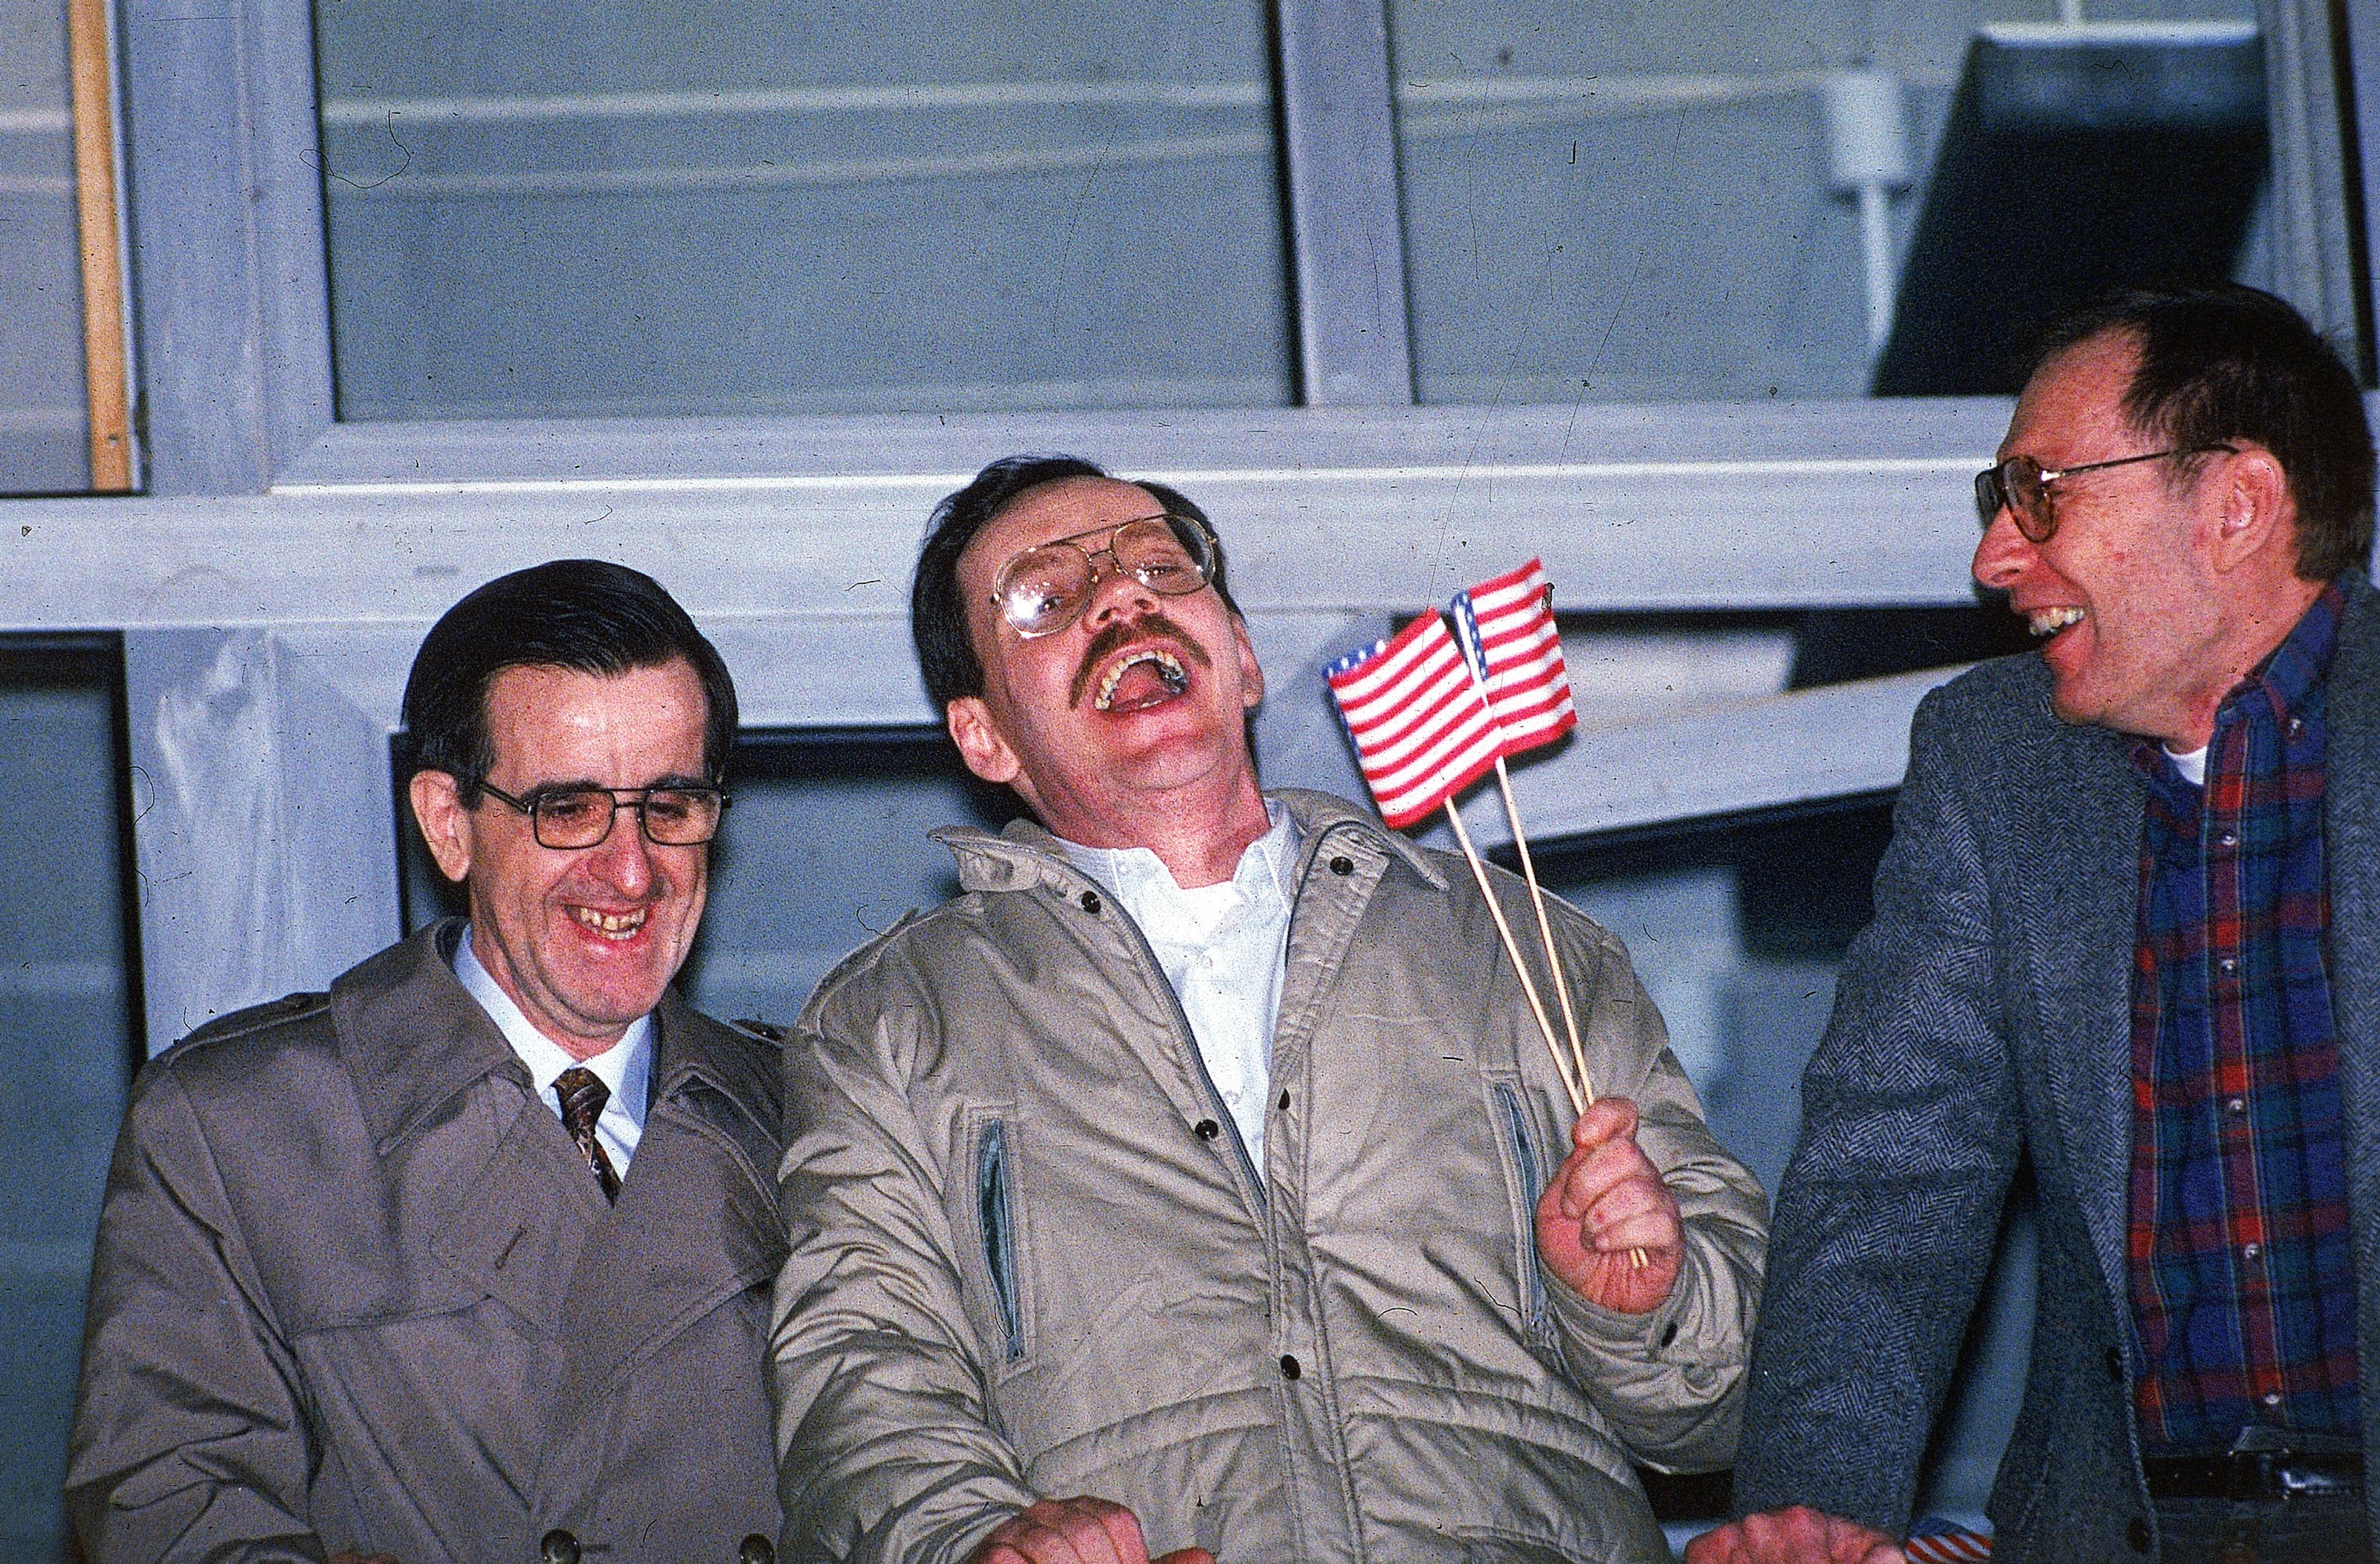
(1692, 286), (2380, 1563)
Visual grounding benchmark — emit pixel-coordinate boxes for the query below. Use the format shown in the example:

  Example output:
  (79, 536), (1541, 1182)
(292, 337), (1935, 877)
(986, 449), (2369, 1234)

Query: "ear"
(946, 696), (1021, 786)
(1232, 615), (1265, 711)
(2208, 444), (2296, 573)
(408, 770), (475, 885)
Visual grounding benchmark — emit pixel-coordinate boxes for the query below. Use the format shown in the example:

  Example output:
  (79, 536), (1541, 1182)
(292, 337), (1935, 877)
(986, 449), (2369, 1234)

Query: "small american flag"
(1327, 613), (1503, 829)
(1903, 1517), (1991, 1562)
(1450, 558), (1576, 759)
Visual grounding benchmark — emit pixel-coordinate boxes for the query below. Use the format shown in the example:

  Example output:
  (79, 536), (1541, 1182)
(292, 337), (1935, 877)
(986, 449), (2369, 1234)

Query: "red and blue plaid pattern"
(2126, 579), (2360, 1452)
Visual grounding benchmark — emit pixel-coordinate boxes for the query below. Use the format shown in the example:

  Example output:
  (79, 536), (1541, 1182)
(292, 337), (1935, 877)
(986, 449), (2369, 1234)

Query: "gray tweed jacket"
(1732, 571), (2380, 1561)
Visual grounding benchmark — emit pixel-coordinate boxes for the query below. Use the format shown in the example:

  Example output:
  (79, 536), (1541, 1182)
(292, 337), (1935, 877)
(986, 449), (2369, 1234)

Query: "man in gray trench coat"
(67, 561), (787, 1563)
(1694, 288), (2380, 1563)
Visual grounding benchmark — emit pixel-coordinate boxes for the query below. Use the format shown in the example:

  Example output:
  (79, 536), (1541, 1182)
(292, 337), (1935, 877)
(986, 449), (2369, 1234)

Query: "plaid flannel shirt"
(2125, 578), (2360, 1453)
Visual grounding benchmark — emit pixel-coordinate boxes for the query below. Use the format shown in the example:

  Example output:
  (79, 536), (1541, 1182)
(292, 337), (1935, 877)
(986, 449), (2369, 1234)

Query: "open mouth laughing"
(2027, 607), (2084, 639)
(1094, 647), (1189, 712)
(571, 905), (648, 940)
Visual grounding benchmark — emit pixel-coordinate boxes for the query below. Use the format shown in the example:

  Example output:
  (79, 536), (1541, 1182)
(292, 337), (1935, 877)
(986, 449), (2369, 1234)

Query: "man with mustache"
(767, 454), (1767, 1563)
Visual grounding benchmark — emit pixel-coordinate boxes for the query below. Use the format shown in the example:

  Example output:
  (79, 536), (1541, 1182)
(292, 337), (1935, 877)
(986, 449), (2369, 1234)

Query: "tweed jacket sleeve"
(1729, 682), (2030, 1533)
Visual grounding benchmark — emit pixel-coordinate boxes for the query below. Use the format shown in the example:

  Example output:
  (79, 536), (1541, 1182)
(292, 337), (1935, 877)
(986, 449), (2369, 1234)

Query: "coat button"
(1280, 1353), (1302, 1379)
(1194, 1118), (1220, 1140)
(1079, 890), (1101, 913)
(1277, 1089), (1290, 1111)
(740, 1536), (777, 1564)
(540, 1531), (583, 1564)
(1329, 855), (1354, 876)
(2127, 1516), (2152, 1552)
(2105, 1345), (2124, 1381)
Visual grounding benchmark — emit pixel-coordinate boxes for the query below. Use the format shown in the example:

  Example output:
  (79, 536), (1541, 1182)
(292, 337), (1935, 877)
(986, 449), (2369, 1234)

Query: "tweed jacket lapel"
(1989, 677), (2144, 1311)
(542, 995), (785, 1447)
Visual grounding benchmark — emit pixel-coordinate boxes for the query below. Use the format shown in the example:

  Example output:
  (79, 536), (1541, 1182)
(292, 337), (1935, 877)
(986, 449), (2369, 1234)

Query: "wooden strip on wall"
(67, 0), (133, 492)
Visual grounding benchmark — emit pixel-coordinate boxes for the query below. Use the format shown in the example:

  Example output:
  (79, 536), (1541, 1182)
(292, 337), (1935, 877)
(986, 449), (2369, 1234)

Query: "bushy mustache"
(1070, 612), (1213, 708)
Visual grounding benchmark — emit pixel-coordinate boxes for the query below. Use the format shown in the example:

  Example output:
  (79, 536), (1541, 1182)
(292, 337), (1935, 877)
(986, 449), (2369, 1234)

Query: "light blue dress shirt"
(454, 923), (652, 1174)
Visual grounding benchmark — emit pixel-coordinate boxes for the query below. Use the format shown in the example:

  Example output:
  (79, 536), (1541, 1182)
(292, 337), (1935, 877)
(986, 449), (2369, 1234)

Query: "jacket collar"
(335, 919), (528, 1154)
(933, 788), (1449, 896)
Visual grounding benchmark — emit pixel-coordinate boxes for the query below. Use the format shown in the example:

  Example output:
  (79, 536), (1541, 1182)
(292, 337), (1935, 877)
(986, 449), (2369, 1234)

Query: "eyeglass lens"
(532, 788), (723, 848)
(994, 517), (1214, 636)
(1975, 457), (2052, 542)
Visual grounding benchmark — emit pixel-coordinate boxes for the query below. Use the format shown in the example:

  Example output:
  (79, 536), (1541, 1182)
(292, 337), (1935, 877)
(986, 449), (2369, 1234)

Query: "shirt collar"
(453, 922), (653, 1120)
(1055, 798), (1300, 932)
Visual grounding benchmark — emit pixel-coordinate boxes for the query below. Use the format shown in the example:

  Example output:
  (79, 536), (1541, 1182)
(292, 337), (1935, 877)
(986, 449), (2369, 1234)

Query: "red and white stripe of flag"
(1452, 557), (1575, 759)
(1902, 1526), (1991, 1562)
(1326, 613), (1503, 829)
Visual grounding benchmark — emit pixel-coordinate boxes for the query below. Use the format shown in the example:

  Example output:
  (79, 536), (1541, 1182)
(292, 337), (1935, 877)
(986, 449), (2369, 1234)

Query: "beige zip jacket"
(770, 791), (1766, 1564)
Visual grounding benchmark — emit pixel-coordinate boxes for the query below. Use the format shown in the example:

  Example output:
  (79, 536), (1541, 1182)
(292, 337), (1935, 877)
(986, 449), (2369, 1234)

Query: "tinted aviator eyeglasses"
(1973, 444), (2236, 544)
(477, 781), (729, 849)
(989, 514), (1219, 638)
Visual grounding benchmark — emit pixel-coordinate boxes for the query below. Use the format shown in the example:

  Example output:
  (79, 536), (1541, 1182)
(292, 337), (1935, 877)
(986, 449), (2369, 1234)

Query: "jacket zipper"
(976, 1118), (1025, 1361)
(1493, 1082), (1553, 1337)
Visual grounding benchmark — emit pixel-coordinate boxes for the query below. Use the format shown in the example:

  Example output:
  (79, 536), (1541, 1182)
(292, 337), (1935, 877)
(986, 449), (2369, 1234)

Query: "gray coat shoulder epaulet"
(170, 991), (332, 1056)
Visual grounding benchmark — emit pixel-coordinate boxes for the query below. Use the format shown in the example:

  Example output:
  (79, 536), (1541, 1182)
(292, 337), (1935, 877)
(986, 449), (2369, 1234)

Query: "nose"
(1972, 509), (2035, 591)
(1080, 548), (1160, 629)
(583, 806), (659, 897)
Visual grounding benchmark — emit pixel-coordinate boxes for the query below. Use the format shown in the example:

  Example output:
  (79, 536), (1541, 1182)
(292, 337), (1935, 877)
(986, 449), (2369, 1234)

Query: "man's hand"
(1533, 1097), (1683, 1314)
(1683, 1506), (1907, 1564)
(966, 1496), (1216, 1564)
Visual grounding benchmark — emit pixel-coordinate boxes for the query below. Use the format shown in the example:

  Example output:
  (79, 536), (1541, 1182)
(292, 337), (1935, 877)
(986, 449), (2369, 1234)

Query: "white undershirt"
(1058, 806), (1300, 1179)
(2166, 744), (2209, 786)
(454, 923), (651, 1172)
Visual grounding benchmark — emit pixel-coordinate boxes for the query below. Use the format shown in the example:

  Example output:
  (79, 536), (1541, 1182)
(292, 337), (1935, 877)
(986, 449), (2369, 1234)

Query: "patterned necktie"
(553, 1066), (622, 1203)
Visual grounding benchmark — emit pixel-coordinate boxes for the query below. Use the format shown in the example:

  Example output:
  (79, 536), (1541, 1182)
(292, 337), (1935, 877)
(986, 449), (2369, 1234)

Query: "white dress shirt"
(1059, 805), (1300, 1179)
(454, 924), (651, 1174)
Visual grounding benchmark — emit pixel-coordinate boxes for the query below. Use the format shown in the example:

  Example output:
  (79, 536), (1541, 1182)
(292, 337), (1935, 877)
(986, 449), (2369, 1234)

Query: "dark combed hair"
(401, 559), (740, 801)
(910, 453), (1241, 711)
(2030, 283), (2375, 580)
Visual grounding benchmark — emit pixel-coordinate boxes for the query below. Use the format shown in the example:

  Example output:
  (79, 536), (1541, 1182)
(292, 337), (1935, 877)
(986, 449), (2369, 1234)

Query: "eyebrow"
(518, 772), (712, 794)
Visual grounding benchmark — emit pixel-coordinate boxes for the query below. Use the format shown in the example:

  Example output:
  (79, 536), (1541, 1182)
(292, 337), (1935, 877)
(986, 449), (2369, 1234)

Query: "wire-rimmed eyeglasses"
(989, 514), (1218, 639)
(477, 781), (729, 849)
(1974, 445), (2237, 544)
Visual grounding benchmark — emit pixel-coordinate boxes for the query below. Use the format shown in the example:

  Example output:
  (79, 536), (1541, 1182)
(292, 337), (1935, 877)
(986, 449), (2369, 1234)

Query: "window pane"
(1387, 0), (2266, 405)
(0, 0), (92, 491)
(0, 641), (137, 1558)
(314, 1), (1293, 420)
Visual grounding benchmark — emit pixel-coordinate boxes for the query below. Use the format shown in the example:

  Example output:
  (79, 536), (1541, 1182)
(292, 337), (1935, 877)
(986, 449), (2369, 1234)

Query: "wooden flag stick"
(1492, 754), (1593, 1104)
(1442, 801), (1580, 1114)
(1445, 798), (1646, 1270)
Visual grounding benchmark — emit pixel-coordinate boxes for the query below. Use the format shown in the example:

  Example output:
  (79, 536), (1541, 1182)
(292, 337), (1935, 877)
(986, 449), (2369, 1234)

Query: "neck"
(1044, 773), (1273, 889)
(2164, 571), (2327, 749)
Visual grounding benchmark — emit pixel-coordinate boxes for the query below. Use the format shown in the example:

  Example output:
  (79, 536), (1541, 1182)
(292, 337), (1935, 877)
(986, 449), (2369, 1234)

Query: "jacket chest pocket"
(965, 1107), (1031, 1368)
(1486, 1073), (1556, 1347)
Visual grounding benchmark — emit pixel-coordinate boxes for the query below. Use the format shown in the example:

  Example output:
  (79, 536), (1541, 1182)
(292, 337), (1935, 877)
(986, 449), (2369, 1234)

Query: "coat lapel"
(544, 998), (786, 1433)
(2011, 702), (2145, 1307)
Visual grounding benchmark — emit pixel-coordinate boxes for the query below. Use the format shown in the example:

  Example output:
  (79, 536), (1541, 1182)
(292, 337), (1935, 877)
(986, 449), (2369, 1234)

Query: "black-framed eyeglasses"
(477, 781), (729, 848)
(1973, 444), (2237, 544)
(989, 514), (1218, 639)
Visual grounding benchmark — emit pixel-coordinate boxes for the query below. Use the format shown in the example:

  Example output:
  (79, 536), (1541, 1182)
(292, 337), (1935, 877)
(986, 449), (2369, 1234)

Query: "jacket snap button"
(1194, 1118), (1220, 1140)
(540, 1531), (583, 1564)
(1280, 1353), (1302, 1379)
(1329, 855), (1354, 876)
(2127, 1516), (2152, 1552)
(1277, 1089), (1290, 1111)
(740, 1535), (777, 1564)
(1079, 890), (1101, 913)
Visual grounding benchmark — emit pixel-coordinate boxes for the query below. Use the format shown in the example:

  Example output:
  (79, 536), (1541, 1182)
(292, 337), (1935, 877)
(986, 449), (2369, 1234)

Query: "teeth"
(573, 907), (646, 937)
(1095, 647), (1188, 711)
(2028, 607), (2085, 638)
